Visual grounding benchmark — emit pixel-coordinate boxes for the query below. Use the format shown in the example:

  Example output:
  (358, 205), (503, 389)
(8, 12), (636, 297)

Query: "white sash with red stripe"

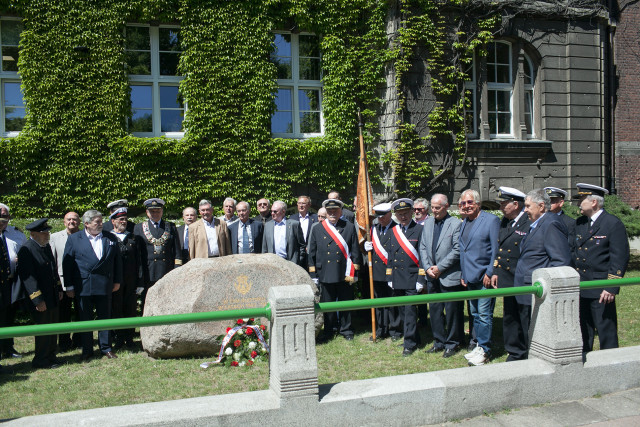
(393, 225), (419, 266)
(323, 220), (355, 280)
(371, 226), (388, 264)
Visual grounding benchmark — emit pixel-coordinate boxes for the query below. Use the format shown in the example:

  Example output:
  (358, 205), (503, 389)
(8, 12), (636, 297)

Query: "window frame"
(0, 17), (24, 137)
(271, 31), (324, 139)
(468, 40), (539, 141)
(126, 24), (184, 138)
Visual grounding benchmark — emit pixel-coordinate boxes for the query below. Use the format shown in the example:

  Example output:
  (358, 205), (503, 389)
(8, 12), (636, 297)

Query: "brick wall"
(615, 0), (640, 208)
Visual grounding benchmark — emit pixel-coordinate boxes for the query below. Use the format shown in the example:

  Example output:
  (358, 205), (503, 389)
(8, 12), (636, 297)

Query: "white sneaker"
(464, 345), (481, 360)
(467, 347), (489, 366)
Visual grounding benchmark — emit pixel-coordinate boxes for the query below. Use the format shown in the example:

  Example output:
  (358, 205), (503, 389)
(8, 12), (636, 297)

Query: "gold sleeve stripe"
(386, 268), (392, 275)
(29, 290), (42, 300)
(607, 274), (622, 280)
(174, 259), (183, 265)
(418, 268), (426, 276)
(309, 266), (316, 273)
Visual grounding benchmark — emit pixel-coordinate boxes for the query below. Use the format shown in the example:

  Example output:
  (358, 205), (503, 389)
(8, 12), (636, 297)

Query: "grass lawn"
(1, 270), (638, 420)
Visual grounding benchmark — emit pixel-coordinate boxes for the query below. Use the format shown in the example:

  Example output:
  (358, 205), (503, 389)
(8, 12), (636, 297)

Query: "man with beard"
(18, 219), (63, 369)
(308, 199), (360, 342)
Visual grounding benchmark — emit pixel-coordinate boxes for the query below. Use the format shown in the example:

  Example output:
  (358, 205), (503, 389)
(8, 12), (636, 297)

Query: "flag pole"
(357, 111), (377, 341)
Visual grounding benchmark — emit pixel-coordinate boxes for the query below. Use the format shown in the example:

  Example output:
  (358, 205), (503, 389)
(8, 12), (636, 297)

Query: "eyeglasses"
(458, 201), (476, 207)
(413, 208), (425, 212)
(270, 210), (280, 213)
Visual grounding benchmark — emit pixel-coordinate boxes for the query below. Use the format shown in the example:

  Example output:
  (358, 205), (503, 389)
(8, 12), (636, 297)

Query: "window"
(467, 41), (538, 140)
(125, 25), (184, 137)
(271, 32), (323, 138)
(0, 19), (24, 136)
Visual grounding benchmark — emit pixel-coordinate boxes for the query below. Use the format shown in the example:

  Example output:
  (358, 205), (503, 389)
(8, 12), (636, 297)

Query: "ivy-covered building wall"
(0, 0), (620, 216)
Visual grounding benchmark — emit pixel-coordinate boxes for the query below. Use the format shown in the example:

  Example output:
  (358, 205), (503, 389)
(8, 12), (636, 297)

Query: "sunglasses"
(458, 201), (476, 207)
(414, 207), (425, 211)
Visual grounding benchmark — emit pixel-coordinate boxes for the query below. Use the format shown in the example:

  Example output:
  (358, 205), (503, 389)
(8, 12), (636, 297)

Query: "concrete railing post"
(529, 266), (583, 364)
(268, 285), (319, 401)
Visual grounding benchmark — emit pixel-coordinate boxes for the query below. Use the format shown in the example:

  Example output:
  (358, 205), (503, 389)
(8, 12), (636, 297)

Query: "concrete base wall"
(10, 345), (640, 427)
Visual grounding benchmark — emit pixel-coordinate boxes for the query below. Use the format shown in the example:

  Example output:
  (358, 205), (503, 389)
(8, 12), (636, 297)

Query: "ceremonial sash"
(392, 225), (419, 266)
(323, 220), (355, 280)
(371, 226), (388, 264)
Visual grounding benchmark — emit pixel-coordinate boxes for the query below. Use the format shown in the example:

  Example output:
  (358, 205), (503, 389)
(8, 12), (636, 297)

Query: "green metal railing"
(0, 277), (638, 339)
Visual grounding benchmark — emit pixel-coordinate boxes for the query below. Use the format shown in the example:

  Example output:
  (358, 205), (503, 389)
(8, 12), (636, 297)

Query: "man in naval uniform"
(308, 199), (360, 342)
(545, 187), (576, 250)
(102, 199), (136, 233)
(385, 198), (426, 356)
(573, 183), (629, 353)
(133, 198), (182, 308)
(490, 187), (531, 361)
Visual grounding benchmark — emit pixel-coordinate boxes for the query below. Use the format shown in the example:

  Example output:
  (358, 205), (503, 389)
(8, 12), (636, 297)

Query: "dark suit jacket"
(290, 213), (318, 243)
(17, 239), (61, 311)
(229, 219), (264, 254)
(418, 215), (461, 287)
(370, 221), (396, 282)
(177, 225), (190, 264)
(493, 212), (531, 288)
(514, 212), (572, 305)
(558, 211), (576, 251)
(262, 218), (305, 266)
(62, 231), (123, 296)
(574, 209), (630, 298)
(385, 221), (426, 290)
(459, 210), (500, 284)
(134, 220), (181, 284)
(341, 208), (355, 224)
(308, 219), (360, 283)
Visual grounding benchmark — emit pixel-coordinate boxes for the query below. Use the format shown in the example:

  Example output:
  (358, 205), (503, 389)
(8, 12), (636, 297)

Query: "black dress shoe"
(343, 335), (354, 341)
(4, 349), (22, 358)
(104, 351), (118, 359)
(81, 353), (94, 362)
(402, 347), (416, 357)
(443, 347), (459, 358)
(426, 346), (444, 354)
(391, 335), (402, 342)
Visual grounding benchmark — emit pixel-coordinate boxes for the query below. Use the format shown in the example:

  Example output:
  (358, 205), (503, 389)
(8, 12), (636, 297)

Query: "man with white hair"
(220, 198), (238, 225)
(189, 199), (232, 259)
(574, 183), (629, 353)
(0, 202), (26, 359)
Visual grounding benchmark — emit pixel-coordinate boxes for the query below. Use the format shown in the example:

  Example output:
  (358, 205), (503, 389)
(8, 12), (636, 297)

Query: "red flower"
(249, 318), (254, 322)
(247, 360), (254, 366)
(231, 361), (239, 367)
(260, 324), (266, 331)
(234, 340), (241, 347)
(226, 327), (232, 333)
(237, 319), (243, 325)
(246, 328), (253, 335)
(251, 351), (258, 358)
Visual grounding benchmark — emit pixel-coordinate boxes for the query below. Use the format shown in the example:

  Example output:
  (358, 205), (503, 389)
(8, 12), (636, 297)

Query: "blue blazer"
(62, 231), (123, 297)
(228, 219), (264, 254)
(459, 210), (500, 284)
(514, 212), (572, 304)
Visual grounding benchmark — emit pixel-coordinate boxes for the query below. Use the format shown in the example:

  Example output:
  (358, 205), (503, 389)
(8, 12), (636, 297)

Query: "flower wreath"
(200, 318), (269, 368)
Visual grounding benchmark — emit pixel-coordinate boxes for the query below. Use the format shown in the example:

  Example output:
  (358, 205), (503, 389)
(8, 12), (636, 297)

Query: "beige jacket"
(188, 218), (231, 259)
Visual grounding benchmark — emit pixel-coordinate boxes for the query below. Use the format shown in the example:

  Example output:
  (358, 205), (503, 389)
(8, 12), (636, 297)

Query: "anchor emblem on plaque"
(234, 275), (252, 295)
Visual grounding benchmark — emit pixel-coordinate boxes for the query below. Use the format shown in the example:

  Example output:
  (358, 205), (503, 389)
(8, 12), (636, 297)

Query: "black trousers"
(320, 281), (354, 337)
(428, 281), (465, 350)
(392, 288), (420, 350)
(112, 281), (138, 345)
(580, 297), (618, 352)
(32, 306), (59, 368)
(78, 294), (113, 356)
(0, 303), (17, 353)
(373, 280), (393, 337)
(57, 292), (81, 349)
(503, 296), (531, 361)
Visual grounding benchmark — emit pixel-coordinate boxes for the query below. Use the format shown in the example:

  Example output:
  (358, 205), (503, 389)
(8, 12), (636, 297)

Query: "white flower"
(260, 347), (267, 354)
(233, 352), (241, 361)
(248, 342), (257, 350)
(239, 361), (246, 367)
(225, 347), (233, 356)
(237, 329), (243, 336)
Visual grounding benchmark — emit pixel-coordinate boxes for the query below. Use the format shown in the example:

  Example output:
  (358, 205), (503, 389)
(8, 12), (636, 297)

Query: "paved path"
(433, 387), (640, 426)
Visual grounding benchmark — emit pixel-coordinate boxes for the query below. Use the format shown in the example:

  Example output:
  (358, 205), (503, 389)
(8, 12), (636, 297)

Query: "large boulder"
(140, 254), (320, 358)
